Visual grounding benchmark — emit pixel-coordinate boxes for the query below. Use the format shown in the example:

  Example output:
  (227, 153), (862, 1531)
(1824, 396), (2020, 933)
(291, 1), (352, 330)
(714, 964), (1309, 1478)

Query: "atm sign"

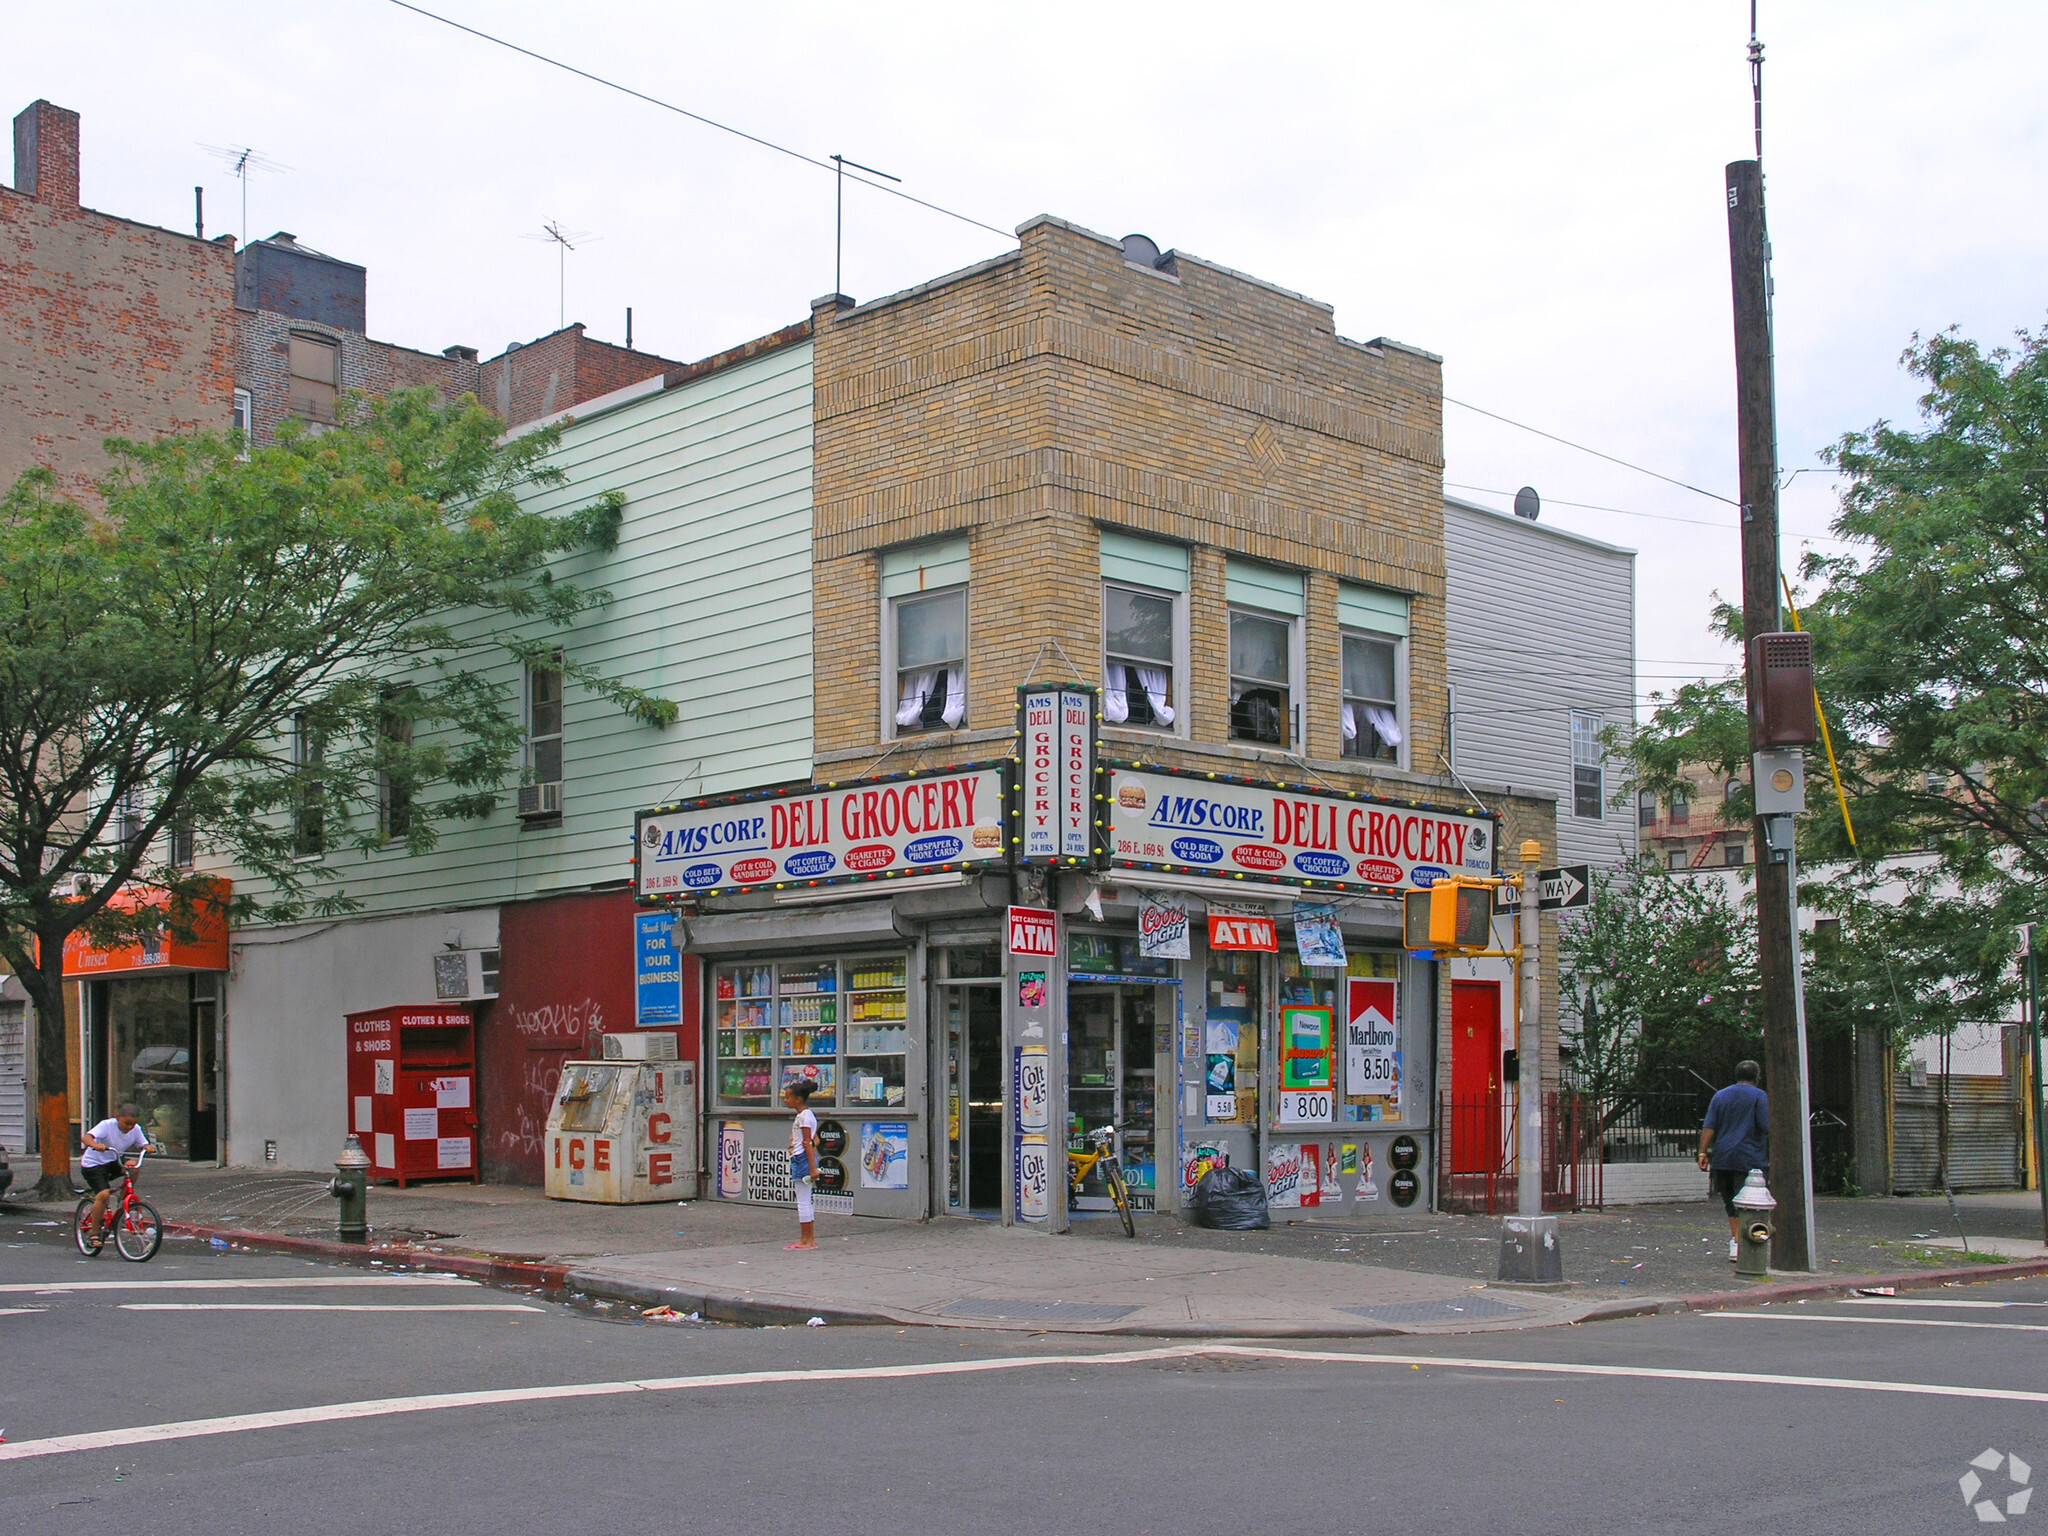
(1008, 905), (1057, 958)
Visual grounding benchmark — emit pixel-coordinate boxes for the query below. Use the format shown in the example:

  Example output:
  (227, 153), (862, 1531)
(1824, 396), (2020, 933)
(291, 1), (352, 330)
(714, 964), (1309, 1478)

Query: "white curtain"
(1104, 672), (1130, 724)
(1136, 666), (1174, 725)
(1364, 704), (1402, 747)
(1341, 702), (1357, 742)
(895, 670), (935, 727)
(895, 669), (967, 729)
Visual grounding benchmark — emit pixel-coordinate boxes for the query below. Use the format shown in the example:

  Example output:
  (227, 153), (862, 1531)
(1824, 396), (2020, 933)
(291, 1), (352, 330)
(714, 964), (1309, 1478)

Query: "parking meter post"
(329, 1134), (371, 1243)
(1733, 1169), (1778, 1280)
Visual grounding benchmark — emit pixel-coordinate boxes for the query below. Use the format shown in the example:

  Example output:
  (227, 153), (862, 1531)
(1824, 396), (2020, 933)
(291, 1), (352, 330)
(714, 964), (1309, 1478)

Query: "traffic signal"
(1402, 878), (1495, 953)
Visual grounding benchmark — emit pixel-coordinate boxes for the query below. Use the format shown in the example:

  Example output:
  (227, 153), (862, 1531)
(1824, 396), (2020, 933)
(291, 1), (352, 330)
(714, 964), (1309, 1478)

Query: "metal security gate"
(1892, 1074), (2024, 1192)
(0, 1000), (26, 1157)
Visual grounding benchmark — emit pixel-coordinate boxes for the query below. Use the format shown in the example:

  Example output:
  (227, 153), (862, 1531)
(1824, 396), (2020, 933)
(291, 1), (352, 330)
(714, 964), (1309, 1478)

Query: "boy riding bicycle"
(81, 1103), (157, 1238)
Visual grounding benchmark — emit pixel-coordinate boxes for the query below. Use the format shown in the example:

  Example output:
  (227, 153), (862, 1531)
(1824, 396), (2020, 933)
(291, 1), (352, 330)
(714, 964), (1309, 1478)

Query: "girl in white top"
(783, 1079), (820, 1250)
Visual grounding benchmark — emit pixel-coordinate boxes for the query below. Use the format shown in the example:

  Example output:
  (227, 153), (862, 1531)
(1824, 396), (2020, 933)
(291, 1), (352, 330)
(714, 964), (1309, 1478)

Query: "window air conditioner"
(517, 781), (563, 819)
(432, 947), (501, 1001)
(603, 1031), (679, 1061)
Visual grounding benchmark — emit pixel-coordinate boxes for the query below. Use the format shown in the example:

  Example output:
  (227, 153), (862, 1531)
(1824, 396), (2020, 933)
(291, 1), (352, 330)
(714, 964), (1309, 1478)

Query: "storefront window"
(1205, 951), (1261, 1127)
(111, 975), (192, 1157)
(713, 955), (907, 1109)
(1343, 950), (1403, 1123)
(1067, 931), (1176, 978)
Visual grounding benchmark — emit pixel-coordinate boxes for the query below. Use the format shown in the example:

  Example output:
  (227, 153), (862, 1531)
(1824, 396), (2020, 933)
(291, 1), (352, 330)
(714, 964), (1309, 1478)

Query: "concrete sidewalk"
(9, 1162), (2044, 1337)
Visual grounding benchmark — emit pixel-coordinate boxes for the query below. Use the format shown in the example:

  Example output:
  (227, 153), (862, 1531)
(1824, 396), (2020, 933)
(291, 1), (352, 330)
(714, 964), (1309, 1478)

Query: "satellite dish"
(1513, 485), (1541, 521)
(1120, 233), (1162, 269)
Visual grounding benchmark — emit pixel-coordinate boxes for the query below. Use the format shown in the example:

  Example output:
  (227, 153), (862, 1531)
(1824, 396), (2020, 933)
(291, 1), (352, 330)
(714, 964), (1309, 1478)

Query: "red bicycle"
(74, 1149), (163, 1262)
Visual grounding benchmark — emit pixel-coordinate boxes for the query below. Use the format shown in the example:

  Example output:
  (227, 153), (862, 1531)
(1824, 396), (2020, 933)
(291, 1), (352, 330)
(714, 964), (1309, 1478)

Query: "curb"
(1574, 1255), (2048, 1324)
(157, 1219), (2048, 1337)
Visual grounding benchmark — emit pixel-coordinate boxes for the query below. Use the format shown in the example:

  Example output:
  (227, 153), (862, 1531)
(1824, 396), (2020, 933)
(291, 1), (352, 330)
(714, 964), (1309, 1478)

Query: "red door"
(1449, 980), (1502, 1174)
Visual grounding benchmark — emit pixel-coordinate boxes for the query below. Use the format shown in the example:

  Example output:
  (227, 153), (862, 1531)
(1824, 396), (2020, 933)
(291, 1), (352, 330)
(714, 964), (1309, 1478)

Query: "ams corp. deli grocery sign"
(636, 765), (1008, 899)
(1104, 765), (1494, 892)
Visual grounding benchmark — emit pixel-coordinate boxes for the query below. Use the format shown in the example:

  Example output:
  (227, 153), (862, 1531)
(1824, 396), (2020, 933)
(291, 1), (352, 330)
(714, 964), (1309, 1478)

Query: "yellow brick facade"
(809, 215), (1547, 855)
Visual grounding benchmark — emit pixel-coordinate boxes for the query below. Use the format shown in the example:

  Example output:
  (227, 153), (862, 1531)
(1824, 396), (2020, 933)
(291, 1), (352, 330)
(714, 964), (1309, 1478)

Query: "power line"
(1443, 397), (1741, 506)
(386, 1), (1015, 244)
(1445, 482), (1859, 544)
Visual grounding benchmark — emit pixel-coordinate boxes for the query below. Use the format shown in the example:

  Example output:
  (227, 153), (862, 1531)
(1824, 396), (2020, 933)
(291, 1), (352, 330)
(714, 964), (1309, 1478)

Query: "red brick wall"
(1, 102), (236, 500)
(477, 324), (680, 429)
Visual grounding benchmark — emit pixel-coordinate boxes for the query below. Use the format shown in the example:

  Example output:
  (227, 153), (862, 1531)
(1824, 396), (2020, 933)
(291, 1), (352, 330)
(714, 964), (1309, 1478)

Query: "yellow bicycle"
(1067, 1125), (1136, 1238)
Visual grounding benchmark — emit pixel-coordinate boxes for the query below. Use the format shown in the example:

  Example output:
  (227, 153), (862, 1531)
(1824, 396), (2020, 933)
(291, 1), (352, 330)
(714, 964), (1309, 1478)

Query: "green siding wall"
(224, 340), (815, 918)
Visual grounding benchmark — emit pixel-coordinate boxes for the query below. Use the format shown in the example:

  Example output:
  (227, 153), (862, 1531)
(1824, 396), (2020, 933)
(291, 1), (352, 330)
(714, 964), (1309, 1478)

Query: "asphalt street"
(1, 1223), (2042, 1535)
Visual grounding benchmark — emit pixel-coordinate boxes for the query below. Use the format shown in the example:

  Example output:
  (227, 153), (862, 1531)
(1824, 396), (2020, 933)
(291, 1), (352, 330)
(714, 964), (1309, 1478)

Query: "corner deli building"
(635, 688), (1494, 1228)
(622, 216), (1556, 1228)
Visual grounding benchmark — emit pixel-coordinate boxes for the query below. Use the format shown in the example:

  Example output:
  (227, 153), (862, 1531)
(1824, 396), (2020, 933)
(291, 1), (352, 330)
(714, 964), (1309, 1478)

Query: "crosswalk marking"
(1838, 1297), (2046, 1310)
(119, 1303), (543, 1313)
(1711, 1312), (2048, 1334)
(4, 1341), (2048, 1463)
(0, 1275), (478, 1295)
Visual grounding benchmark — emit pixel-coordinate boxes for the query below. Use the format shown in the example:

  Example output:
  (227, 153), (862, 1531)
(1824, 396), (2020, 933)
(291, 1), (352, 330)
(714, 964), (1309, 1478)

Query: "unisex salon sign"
(1104, 765), (1494, 892)
(637, 764), (1008, 898)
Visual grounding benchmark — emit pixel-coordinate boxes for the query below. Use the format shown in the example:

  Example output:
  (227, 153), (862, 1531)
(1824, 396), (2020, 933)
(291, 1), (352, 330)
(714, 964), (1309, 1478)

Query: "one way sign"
(1494, 865), (1592, 912)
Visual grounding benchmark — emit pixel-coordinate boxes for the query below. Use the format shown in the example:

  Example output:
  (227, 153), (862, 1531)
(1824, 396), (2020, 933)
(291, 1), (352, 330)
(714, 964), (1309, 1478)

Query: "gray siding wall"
(1444, 498), (1636, 872)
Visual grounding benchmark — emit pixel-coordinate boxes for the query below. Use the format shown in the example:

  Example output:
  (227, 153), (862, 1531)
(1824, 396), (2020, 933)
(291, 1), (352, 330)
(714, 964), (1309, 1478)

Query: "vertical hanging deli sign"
(1017, 685), (1097, 865)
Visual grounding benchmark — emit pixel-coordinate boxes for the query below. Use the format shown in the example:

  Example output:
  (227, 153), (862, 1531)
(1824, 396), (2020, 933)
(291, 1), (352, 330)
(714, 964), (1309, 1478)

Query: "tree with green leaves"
(1613, 323), (2038, 1102)
(0, 391), (674, 1197)
(1558, 855), (1760, 1105)
(1627, 323), (2048, 901)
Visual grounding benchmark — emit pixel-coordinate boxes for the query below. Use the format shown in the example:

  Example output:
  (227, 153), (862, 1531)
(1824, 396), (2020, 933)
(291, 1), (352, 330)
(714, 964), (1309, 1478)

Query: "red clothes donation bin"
(345, 1004), (479, 1187)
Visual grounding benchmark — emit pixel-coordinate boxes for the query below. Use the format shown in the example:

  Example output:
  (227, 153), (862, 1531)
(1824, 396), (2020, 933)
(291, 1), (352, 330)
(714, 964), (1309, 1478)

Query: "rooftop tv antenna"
(523, 220), (597, 331)
(198, 144), (293, 247)
(830, 154), (901, 301)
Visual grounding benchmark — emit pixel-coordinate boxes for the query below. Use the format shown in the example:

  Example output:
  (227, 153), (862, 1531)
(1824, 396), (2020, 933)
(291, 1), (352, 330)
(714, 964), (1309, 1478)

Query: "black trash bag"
(1189, 1164), (1269, 1230)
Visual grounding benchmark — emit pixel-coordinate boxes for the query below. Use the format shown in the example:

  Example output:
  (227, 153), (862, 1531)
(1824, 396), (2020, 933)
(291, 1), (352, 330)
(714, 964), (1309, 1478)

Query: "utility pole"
(2028, 925), (2047, 1242)
(1727, 157), (1815, 1271)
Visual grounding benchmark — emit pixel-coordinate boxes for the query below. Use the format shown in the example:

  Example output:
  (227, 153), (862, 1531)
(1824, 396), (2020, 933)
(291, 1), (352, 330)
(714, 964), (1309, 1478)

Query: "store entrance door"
(940, 984), (1004, 1212)
(1448, 979), (1503, 1177)
(1068, 985), (1161, 1212)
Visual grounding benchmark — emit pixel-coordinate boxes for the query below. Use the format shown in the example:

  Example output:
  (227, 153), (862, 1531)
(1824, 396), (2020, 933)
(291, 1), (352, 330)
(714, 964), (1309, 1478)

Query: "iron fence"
(1436, 1091), (1601, 1214)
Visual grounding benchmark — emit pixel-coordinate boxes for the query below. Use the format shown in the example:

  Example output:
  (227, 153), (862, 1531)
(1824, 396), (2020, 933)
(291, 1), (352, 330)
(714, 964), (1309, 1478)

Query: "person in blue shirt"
(1698, 1061), (1769, 1262)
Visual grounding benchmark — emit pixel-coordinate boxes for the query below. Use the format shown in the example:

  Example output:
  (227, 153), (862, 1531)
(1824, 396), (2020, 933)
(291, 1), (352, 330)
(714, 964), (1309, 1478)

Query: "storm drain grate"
(1343, 1297), (1533, 1327)
(939, 1299), (1141, 1322)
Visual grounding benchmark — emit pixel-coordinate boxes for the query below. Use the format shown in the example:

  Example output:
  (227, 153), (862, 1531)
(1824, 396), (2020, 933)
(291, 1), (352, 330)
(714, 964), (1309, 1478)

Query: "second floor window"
(379, 688), (416, 841)
(1638, 790), (1658, 827)
(1341, 633), (1400, 762)
(288, 333), (339, 424)
(1229, 609), (1293, 747)
(1103, 583), (1176, 729)
(292, 712), (326, 857)
(893, 587), (966, 734)
(1669, 789), (1691, 824)
(1571, 711), (1605, 820)
(526, 656), (563, 785)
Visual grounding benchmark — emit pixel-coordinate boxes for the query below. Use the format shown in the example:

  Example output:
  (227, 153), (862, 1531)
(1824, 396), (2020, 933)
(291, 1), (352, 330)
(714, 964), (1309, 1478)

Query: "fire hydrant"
(1732, 1169), (1777, 1279)
(329, 1135), (372, 1243)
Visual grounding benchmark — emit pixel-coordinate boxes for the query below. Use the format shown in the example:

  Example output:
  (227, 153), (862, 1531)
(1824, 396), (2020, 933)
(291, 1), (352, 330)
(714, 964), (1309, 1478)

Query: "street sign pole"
(1517, 842), (1543, 1221)
(1498, 838), (1562, 1284)
(2027, 925), (2047, 1244)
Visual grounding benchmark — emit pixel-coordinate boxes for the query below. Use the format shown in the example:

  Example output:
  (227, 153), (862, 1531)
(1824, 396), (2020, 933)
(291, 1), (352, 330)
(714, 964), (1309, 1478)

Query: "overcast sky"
(12, 3), (2045, 713)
